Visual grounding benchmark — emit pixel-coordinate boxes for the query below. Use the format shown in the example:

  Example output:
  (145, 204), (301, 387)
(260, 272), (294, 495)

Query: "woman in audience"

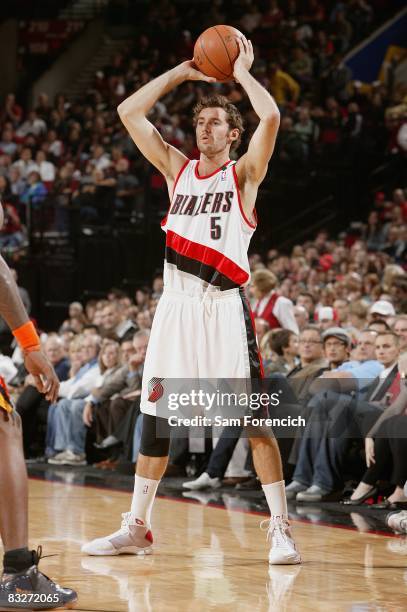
(345, 352), (407, 507)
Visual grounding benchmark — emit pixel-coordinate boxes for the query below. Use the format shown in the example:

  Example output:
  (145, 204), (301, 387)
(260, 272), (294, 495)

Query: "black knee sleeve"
(140, 414), (171, 457)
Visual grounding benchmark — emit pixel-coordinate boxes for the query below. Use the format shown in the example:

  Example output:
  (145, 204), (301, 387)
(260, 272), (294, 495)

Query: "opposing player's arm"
(118, 61), (215, 183)
(0, 204), (59, 402)
(234, 38), (280, 199)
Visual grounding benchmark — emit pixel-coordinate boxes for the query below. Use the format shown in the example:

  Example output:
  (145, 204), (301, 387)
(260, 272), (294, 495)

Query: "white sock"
(262, 480), (288, 520)
(130, 475), (160, 525)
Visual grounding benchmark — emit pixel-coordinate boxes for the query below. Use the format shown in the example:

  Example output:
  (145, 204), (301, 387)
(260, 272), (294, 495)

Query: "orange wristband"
(12, 320), (41, 353)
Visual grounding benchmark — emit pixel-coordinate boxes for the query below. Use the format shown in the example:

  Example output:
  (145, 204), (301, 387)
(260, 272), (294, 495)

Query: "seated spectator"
(35, 150), (56, 184)
(393, 315), (407, 351)
(17, 336), (70, 458)
(15, 110), (47, 138)
(251, 269), (299, 333)
(289, 48), (313, 86)
(287, 326), (328, 403)
(0, 127), (17, 157)
(45, 334), (101, 457)
(287, 331), (400, 502)
(89, 145), (111, 172)
(255, 318), (270, 348)
(136, 310), (152, 330)
(296, 292), (316, 322)
(88, 330), (149, 469)
(345, 351), (407, 507)
(316, 306), (337, 330)
(294, 108), (318, 157)
(293, 305), (309, 331)
(20, 171), (48, 209)
(264, 329), (299, 376)
(287, 327), (351, 468)
(0, 201), (25, 250)
(368, 300), (396, 324)
(368, 320), (391, 334)
(82, 334), (137, 444)
(8, 166), (26, 200)
(348, 300), (368, 332)
(115, 158), (140, 211)
(268, 62), (300, 106)
(333, 299), (349, 326)
(11, 147), (38, 180)
(277, 117), (307, 165)
(48, 340), (121, 466)
(100, 301), (136, 340)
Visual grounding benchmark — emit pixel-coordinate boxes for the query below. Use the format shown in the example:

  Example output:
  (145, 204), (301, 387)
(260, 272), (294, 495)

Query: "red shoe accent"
(145, 530), (153, 544)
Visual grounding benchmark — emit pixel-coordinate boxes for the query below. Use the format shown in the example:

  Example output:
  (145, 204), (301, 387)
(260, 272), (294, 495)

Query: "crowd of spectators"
(0, 0), (405, 534)
(0, 0), (406, 243)
(0, 178), (404, 534)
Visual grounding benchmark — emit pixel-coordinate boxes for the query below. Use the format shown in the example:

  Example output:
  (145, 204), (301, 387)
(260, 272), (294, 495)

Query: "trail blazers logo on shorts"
(148, 377), (164, 402)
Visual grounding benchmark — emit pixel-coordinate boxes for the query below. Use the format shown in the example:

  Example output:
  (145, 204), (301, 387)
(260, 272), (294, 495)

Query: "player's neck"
(198, 152), (230, 176)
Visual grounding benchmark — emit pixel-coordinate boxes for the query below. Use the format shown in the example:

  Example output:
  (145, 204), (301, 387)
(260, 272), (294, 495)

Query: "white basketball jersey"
(161, 159), (256, 292)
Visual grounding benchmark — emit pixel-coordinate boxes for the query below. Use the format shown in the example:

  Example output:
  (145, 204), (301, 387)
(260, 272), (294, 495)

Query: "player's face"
(195, 108), (236, 155)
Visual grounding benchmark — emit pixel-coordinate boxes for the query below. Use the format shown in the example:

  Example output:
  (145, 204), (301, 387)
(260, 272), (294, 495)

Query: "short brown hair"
(192, 94), (244, 151)
(270, 329), (296, 356)
(375, 331), (400, 346)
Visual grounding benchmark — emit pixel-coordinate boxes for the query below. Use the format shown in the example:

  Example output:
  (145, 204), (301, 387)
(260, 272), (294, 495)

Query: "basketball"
(193, 25), (243, 82)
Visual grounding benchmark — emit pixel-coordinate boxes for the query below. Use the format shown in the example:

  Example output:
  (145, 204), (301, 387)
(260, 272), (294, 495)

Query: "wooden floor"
(2, 479), (406, 611)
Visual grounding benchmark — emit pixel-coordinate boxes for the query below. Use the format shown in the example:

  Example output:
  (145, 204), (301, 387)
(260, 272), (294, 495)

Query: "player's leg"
(248, 426), (301, 565)
(206, 291), (300, 565)
(0, 408), (77, 609)
(81, 415), (170, 556)
(0, 410), (28, 555)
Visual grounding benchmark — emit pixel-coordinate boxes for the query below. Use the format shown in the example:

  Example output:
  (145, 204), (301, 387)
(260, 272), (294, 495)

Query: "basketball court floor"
(2, 467), (403, 612)
(0, 465), (407, 612)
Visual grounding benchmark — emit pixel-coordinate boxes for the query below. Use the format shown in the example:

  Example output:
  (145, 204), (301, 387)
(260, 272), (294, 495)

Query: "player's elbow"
(117, 99), (144, 122)
(263, 109), (280, 126)
(117, 101), (130, 119)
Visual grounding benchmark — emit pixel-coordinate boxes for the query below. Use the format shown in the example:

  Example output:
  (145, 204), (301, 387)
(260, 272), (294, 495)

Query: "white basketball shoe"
(182, 472), (221, 490)
(81, 513), (153, 556)
(261, 518), (301, 565)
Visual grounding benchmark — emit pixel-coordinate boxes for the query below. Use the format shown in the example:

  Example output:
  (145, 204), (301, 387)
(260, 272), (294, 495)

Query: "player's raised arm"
(234, 36), (280, 188)
(117, 62), (215, 183)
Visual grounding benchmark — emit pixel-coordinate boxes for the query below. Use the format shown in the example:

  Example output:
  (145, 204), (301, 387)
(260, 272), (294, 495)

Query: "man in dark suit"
(287, 331), (401, 501)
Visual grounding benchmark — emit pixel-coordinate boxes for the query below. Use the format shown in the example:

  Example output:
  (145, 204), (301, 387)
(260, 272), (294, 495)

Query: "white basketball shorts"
(140, 287), (263, 417)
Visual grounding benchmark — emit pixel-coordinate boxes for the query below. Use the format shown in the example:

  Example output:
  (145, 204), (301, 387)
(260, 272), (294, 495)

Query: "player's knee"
(140, 414), (171, 457)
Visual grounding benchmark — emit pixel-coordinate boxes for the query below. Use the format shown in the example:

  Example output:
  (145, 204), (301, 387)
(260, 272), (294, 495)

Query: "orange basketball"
(193, 25), (243, 82)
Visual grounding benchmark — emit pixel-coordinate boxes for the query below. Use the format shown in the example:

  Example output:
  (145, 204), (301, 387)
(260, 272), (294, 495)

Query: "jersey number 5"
(210, 216), (221, 240)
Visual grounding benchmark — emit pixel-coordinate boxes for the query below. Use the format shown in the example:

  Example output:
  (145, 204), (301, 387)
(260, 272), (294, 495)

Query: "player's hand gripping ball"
(193, 25), (244, 82)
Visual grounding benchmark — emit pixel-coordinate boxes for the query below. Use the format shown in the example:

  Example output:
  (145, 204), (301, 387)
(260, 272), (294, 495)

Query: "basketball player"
(0, 205), (77, 609)
(83, 37), (301, 564)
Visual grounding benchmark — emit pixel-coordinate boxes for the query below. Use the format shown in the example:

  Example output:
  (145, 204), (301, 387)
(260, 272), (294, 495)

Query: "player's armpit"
(118, 112), (187, 182)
